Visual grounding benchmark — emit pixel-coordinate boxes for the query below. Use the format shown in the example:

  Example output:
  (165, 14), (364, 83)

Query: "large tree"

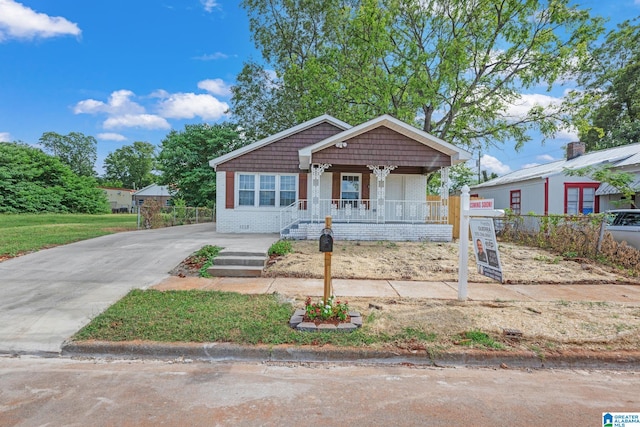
(38, 131), (98, 177)
(232, 0), (603, 149)
(156, 123), (243, 207)
(103, 141), (157, 190)
(0, 142), (109, 214)
(570, 19), (640, 151)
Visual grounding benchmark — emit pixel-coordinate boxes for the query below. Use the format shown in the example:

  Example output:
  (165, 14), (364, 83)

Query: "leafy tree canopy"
(103, 141), (157, 190)
(38, 131), (97, 177)
(233, 0), (603, 150)
(0, 142), (109, 214)
(156, 123), (244, 207)
(570, 19), (640, 151)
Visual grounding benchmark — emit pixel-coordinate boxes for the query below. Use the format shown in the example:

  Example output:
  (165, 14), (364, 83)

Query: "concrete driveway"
(0, 223), (278, 356)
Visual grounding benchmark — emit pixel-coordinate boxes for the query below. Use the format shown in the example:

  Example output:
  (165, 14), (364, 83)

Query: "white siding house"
(471, 142), (640, 215)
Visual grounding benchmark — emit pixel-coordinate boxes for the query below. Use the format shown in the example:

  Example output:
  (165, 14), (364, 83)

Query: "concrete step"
(207, 265), (264, 277)
(213, 255), (266, 267)
(218, 251), (267, 257)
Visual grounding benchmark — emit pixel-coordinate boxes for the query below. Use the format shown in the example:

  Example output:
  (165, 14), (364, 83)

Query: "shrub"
(268, 240), (293, 256)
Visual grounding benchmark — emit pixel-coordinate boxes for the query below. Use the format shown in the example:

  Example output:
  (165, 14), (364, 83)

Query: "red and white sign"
(469, 199), (494, 210)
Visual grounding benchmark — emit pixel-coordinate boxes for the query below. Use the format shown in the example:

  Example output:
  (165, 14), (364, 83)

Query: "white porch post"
(311, 163), (331, 223)
(440, 167), (450, 223)
(367, 165), (397, 223)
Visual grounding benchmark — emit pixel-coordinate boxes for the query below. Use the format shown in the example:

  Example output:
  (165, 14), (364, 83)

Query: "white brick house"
(209, 114), (471, 241)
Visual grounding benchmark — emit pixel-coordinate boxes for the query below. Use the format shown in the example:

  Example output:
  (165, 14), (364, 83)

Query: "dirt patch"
(263, 240), (640, 285)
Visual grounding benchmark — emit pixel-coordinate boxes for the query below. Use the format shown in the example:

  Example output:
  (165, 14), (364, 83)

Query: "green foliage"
(234, 0), (603, 148)
(156, 123), (244, 207)
(455, 330), (504, 349)
(194, 245), (222, 277)
(569, 19), (640, 150)
(0, 142), (109, 214)
(268, 240), (293, 256)
(103, 141), (157, 189)
(39, 131), (97, 177)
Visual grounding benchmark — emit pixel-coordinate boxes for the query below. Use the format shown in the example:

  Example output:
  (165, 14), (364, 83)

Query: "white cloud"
(157, 93), (228, 121)
(554, 127), (579, 141)
(74, 90), (145, 115)
(0, 131), (11, 142)
(104, 114), (170, 130)
(97, 132), (127, 141)
(193, 52), (228, 61)
(537, 154), (556, 162)
(200, 0), (219, 12)
(504, 93), (563, 120)
(481, 154), (512, 175)
(197, 78), (232, 97)
(0, 0), (81, 42)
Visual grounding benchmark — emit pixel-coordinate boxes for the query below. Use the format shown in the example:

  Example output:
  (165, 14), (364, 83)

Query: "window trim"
(235, 173), (298, 208)
(510, 190), (521, 215)
(564, 182), (600, 214)
(340, 173), (362, 200)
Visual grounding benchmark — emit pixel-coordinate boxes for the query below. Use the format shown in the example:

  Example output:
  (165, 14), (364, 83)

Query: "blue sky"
(0, 0), (638, 178)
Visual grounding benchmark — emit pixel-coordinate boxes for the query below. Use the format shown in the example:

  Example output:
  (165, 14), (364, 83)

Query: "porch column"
(367, 165), (397, 223)
(440, 167), (450, 222)
(311, 163), (331, 222)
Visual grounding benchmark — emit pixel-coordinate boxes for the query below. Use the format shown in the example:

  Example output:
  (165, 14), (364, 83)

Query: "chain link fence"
(136, 202), (215, 229)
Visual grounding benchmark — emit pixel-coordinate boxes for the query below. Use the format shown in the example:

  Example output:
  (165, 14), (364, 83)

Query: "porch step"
(207, 265), (264, 277)
(207, 250), (268, 277)
(213, 255), (266, 267)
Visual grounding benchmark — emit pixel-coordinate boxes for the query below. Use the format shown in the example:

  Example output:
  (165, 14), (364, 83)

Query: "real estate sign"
(470, 217), (503, 283)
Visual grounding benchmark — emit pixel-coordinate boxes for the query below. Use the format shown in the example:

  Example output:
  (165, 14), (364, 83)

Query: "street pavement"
(0, 223), (278, 355)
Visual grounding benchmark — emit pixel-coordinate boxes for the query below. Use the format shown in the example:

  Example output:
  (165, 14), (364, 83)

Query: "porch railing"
(280, 199), (447, 231)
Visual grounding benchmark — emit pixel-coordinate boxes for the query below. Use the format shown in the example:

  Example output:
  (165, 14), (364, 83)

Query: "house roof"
(133, 184), (171, 197)
(209, 115), (352, 170)
(298, 114), (472, 169)
(472, 142), (640, 189)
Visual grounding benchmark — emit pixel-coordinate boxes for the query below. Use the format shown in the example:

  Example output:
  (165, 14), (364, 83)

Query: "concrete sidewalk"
(153, 275), (640, 305)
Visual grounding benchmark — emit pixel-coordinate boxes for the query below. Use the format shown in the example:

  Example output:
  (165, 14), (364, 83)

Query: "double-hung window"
(510, 190), (521, 215)
(564, 183), (599, 214)
(237, 174), (297, 207)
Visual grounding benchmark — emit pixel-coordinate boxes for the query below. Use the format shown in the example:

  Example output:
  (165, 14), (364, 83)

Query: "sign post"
(322, 216), (332, 305)
(458, 185), (505, 301)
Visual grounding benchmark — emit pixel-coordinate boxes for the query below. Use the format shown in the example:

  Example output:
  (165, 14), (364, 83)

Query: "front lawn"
(0, 213), (138, 258)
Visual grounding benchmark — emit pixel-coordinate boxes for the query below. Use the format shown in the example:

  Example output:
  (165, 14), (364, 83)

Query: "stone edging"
(289, 309), (362, 332)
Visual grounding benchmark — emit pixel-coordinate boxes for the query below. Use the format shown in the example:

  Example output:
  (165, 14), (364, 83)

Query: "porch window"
(237, 173), (297, 207)
(565, 183), (599, 214)
(510, 190), (521, 215)
(341, 174), (360, 200)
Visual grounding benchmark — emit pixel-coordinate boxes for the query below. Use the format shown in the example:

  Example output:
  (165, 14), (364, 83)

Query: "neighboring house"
(132, 184), (172, 207)
(209, 114), (472, 241)
(99, 187), (135, 213)
(471, 142), (640, 215)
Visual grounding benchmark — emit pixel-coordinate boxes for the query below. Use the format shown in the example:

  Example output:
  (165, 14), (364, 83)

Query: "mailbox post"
(319, 216), (333, 305)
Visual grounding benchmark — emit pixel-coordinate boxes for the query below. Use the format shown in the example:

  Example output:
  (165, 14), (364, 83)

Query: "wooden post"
(324, 216), (332, 305)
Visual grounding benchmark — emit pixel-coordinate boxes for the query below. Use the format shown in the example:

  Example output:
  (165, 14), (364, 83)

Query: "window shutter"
(225, 171), (234, 209)
(332, 172), (340, 201)
(298, 173), (308, 210)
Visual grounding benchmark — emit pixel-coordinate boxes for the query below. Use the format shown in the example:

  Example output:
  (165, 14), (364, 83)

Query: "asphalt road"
(0, 224), (278, 355)
(1, 357), (638, 426)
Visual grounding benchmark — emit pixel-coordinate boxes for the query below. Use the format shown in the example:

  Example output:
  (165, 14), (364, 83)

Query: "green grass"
(0, 213), (138, 257)
(73, 289), (443, 347)
(454, 330), (504, 349)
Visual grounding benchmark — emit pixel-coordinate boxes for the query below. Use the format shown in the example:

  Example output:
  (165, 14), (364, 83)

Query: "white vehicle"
(605, 209), (640, 250)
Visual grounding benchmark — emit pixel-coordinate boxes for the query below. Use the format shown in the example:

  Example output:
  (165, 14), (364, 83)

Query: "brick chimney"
(566, 141), (585, 160)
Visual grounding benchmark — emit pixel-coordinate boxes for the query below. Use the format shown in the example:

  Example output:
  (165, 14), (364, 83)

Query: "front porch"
(280, 198), (451, 241)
